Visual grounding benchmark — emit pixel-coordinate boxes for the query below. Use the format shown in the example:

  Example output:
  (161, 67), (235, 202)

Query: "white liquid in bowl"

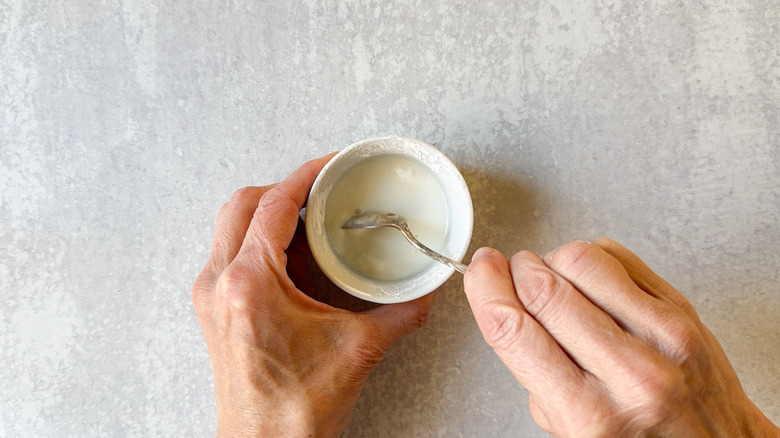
(325, 154), (450, 281)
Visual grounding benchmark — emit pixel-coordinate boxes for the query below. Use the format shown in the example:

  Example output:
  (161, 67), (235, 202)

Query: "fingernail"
(471, 247), (498, 262)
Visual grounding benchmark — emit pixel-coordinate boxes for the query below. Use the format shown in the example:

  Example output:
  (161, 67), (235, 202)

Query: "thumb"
(363, 293), (436, 350)
(335, 294), (436, 386)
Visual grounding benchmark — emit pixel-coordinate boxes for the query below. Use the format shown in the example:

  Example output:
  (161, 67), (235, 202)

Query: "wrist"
(217, 394), (322, 438)
(743, 400), (780, 437)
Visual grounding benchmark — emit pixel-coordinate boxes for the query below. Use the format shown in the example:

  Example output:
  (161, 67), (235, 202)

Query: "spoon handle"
(397, 226), (468, 274)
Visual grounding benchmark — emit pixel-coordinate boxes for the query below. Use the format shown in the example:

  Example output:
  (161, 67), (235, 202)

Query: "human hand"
(463, 239), (779, 437)
(192, 154), (434, 438)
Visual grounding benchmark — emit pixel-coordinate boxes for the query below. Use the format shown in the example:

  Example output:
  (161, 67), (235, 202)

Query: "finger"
(240, 152), (336, 262)
(543, 240), (701, 360)
(209, 185), (274, 273)
(193, 187), (274, 346)
(542, 241), (664, 333)
(509, 250), (652, 380)
(361, 292), (436, 350)
(592, 238), (697, 318)
(464, 247), (586, 398)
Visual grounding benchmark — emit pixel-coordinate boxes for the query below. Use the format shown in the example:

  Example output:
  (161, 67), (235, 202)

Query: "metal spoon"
(342, 212), (468, 274)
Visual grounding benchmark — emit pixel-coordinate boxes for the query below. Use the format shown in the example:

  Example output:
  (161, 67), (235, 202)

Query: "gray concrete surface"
(2, 1), (778, 436)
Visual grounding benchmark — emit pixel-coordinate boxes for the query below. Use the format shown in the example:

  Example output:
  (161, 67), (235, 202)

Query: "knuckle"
(230, 186), (260, 205)
(411, 307), (430, 330)
(214, 203), (233, 230)
(191, 272), (213, 312)
(551, 240), (591, 262)
(626, 361), (686, 427)
(216, 201), (231, 219)
(660, 315), (703, 358)
(577, 406), (618, 437)
(674, 297), (698, 318)
(645, 369), (683, 403)
(545, 240), (594, 274)
(479, 303), (525, 353)
(509, 249), (536, 265)
(515, 267), (564, 317)
(258, 188), (295, 215)
(257, 185), (281, 206)
(255, 191), (300, 246)
(392, 305), (432, 337)
(592, 236), (617, 247)
(544, 383), (621, 437)
(527, 399), (551, 432)
(216, 263), (260, 312)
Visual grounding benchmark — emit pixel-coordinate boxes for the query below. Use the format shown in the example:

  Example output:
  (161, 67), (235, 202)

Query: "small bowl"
(305, 135), (473, 303)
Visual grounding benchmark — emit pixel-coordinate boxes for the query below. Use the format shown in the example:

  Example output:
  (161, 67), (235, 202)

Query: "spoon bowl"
(342, 212), (468, 274)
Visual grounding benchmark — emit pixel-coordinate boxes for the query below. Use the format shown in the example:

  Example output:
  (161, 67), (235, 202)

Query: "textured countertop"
(2, 1), (778, 436)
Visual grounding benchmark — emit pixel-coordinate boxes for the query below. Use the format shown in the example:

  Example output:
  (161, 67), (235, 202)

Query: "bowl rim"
(305, 135), (473, 304)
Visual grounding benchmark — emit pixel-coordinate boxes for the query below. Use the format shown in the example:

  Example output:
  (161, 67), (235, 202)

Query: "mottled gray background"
(1, 0), (778, 436)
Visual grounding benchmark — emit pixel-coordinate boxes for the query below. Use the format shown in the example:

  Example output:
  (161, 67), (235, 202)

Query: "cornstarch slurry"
(325, 154), (450, 281)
